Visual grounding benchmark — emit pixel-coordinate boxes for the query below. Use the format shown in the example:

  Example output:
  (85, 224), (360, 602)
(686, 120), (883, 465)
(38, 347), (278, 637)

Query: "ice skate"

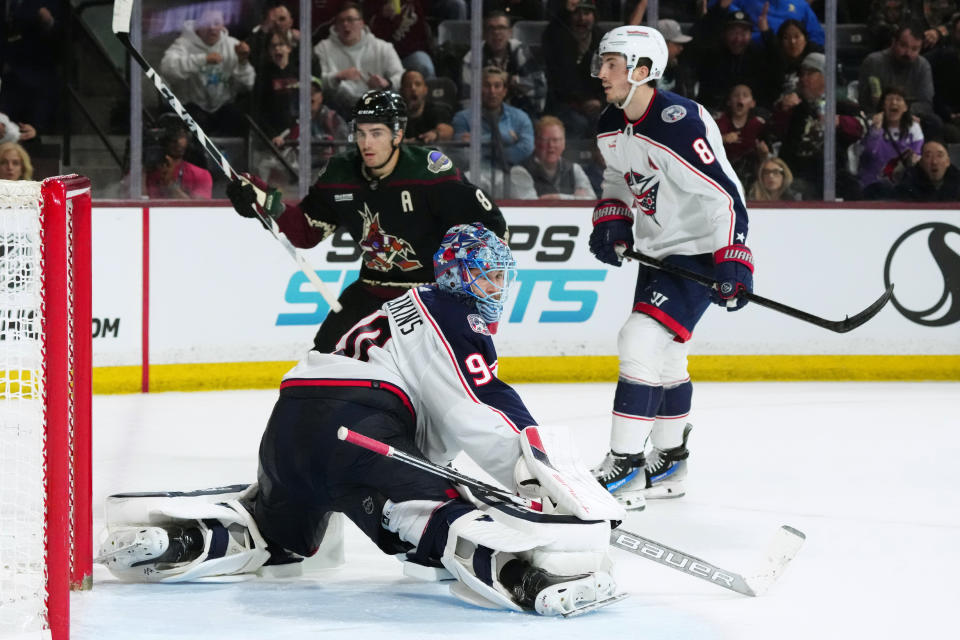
(644, 424), (691, 499)
(500, 560), (625, 617)
(591, 450), (647, 511)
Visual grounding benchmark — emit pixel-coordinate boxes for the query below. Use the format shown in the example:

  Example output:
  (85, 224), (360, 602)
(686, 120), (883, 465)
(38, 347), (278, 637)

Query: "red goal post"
(0, 175), (92, 640)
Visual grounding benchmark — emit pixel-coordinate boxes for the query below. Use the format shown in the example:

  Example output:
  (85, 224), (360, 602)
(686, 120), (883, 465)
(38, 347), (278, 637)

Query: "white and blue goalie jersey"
(596, 89), (749, 258)
(282, 286), (535, 489)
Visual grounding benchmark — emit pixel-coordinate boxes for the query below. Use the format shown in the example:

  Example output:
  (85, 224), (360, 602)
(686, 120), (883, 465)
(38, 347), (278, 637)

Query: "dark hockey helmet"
(351, 90), (408, 135)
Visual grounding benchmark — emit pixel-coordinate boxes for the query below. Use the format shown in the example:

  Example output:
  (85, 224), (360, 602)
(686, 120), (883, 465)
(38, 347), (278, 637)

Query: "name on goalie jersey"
(386, 295), (423, 335)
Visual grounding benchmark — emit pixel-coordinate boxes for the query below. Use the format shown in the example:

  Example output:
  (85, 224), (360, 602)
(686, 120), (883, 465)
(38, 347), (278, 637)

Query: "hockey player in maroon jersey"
(227, 90), (507, 352)
(588, 26), (755, 510)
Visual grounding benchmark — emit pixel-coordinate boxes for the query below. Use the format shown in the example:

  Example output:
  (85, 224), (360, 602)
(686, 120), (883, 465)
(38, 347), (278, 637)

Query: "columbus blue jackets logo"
(661, 105), (687, 123)
(358, 203), (423, 272)
(624, 170), (660, 217)
(427, 150), (453, 173)
(467, 314), (491, 335)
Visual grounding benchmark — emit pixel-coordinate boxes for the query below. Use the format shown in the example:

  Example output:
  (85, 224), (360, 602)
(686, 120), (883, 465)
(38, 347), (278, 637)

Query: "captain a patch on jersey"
(426, 150), (453, 173)
(661, 105), (687, 123)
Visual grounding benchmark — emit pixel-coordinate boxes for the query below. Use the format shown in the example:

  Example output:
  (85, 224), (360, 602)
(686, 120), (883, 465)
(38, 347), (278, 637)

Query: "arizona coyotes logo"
(358, 203), (423, 272)
(624, 170), (660, 218)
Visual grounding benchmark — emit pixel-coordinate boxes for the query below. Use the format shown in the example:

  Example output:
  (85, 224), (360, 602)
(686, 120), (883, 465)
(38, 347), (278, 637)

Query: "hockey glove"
(589, 199), (635, 267)
(712, 244), (754, 311)
(226, 173), (285, 223)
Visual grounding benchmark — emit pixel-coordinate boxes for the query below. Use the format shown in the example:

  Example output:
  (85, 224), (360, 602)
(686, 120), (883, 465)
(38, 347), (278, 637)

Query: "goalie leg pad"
(440, 510), (529, 612)
(97, 484), (273, 582)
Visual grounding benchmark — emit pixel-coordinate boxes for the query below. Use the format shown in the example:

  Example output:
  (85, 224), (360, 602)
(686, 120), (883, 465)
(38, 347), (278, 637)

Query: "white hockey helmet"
(593, 25), (669, 85)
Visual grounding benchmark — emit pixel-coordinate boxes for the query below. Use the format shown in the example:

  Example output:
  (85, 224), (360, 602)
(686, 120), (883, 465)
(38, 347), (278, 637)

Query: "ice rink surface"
(74, 381), (959, 639)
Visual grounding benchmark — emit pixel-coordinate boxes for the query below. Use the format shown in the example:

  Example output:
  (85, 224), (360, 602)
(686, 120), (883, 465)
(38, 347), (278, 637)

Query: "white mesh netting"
(0, 180), (48, 635)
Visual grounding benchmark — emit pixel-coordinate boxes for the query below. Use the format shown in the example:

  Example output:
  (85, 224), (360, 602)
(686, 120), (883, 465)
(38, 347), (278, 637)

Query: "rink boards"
(88, 204), (960, 391)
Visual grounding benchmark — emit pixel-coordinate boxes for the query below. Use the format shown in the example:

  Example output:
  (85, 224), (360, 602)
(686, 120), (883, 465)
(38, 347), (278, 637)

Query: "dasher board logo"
(884, 222), (960, 327)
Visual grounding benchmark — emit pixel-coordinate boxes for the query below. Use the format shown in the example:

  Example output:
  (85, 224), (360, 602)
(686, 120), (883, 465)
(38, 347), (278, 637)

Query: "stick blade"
(744, 525), (806, 596)
(112, 0), (135, 34)
(834, 283), (894, 333)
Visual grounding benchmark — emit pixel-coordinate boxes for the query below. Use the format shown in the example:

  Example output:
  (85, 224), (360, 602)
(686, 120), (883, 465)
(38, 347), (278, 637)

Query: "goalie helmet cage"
(0, 176), (92, 640)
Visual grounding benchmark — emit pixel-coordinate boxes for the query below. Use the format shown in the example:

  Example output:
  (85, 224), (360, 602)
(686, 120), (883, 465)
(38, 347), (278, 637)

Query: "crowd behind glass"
(1, 0), (958, 202)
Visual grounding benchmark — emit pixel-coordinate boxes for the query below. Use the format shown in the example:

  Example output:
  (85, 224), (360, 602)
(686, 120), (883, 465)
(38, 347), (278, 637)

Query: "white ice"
(73, 381), (960, 639)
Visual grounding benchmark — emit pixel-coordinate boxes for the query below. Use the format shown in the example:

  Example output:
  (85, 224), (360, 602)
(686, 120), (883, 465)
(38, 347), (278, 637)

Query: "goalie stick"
(337, 427), (805, 597)
(616, 246), (892, 333)
(111, 0), (341, 313)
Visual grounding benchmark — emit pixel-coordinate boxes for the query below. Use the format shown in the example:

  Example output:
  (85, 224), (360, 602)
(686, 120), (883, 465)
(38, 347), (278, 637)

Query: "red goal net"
(0, 175), (92, 640)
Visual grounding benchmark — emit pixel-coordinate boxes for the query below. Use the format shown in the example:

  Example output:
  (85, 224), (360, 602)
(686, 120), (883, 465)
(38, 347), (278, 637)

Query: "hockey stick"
(617, 247), (892, 333)
(337, 427), (804, 597)
(111, 0), (341, 313)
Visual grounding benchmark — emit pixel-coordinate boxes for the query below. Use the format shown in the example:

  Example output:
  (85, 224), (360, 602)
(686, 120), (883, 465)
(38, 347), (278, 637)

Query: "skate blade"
(613, 491), (646, 511)
(643, 484), (685, 500)
(561, 592), (630, 618)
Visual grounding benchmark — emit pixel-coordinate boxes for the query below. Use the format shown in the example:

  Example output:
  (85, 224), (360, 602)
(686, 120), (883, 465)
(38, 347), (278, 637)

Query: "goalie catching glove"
(712, 244), (754, 311)
(226, 173), (286, 223)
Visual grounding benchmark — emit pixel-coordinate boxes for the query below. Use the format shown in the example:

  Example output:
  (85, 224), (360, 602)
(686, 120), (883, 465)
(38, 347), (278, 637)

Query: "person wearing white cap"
(587, 25), (754, 510)
(656, 19), (697, 98)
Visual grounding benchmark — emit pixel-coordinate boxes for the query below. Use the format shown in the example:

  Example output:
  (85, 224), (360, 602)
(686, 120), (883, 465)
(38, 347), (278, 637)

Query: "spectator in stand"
(868, 0), (913, 49)
(485, 0), (545, 20)
(869, 1), (960, 50)
(0, 141), (33, 180)
(858, 23), (937, 127)
(542, 0), (603, 140)
(858, 86), (924, 198)
(400, 70), (454, 144)
(0, 1), (62, 131)
(314, 3), (404, 117)
(707, 0), (825, 46)
(927, 12), (960, 142)
(271, 79), (349, 170)
(160, 9), (254, 136)
(696, 9), (774, 113)
(461, 11), (546, 117)
(246, 2), (300, 75)
(748, 157), (802, 200)
(769, 52), (866, 199)
(657, 19), (699, 99)
(0, 111), (36, 145)
(509, 116), (595, 199)
(453, 67), (535, 196)
(145, 125), (213, 199)
(764, 18), (823, 102)
(312, 0), (345, 39)
(716, 84), (767, 186)
(366, 0), (436, 79)
(894, 138), (960, 199)
(252, 31), (307, 144)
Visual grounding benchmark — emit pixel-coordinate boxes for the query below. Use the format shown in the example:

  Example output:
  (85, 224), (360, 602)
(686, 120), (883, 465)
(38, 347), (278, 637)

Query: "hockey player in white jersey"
(96, 223), (625, 616)
(588, 26), (755, 510)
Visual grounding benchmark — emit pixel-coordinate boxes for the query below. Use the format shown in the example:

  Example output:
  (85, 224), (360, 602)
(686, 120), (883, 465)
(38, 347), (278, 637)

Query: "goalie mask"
(433, 223), (517, 325)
